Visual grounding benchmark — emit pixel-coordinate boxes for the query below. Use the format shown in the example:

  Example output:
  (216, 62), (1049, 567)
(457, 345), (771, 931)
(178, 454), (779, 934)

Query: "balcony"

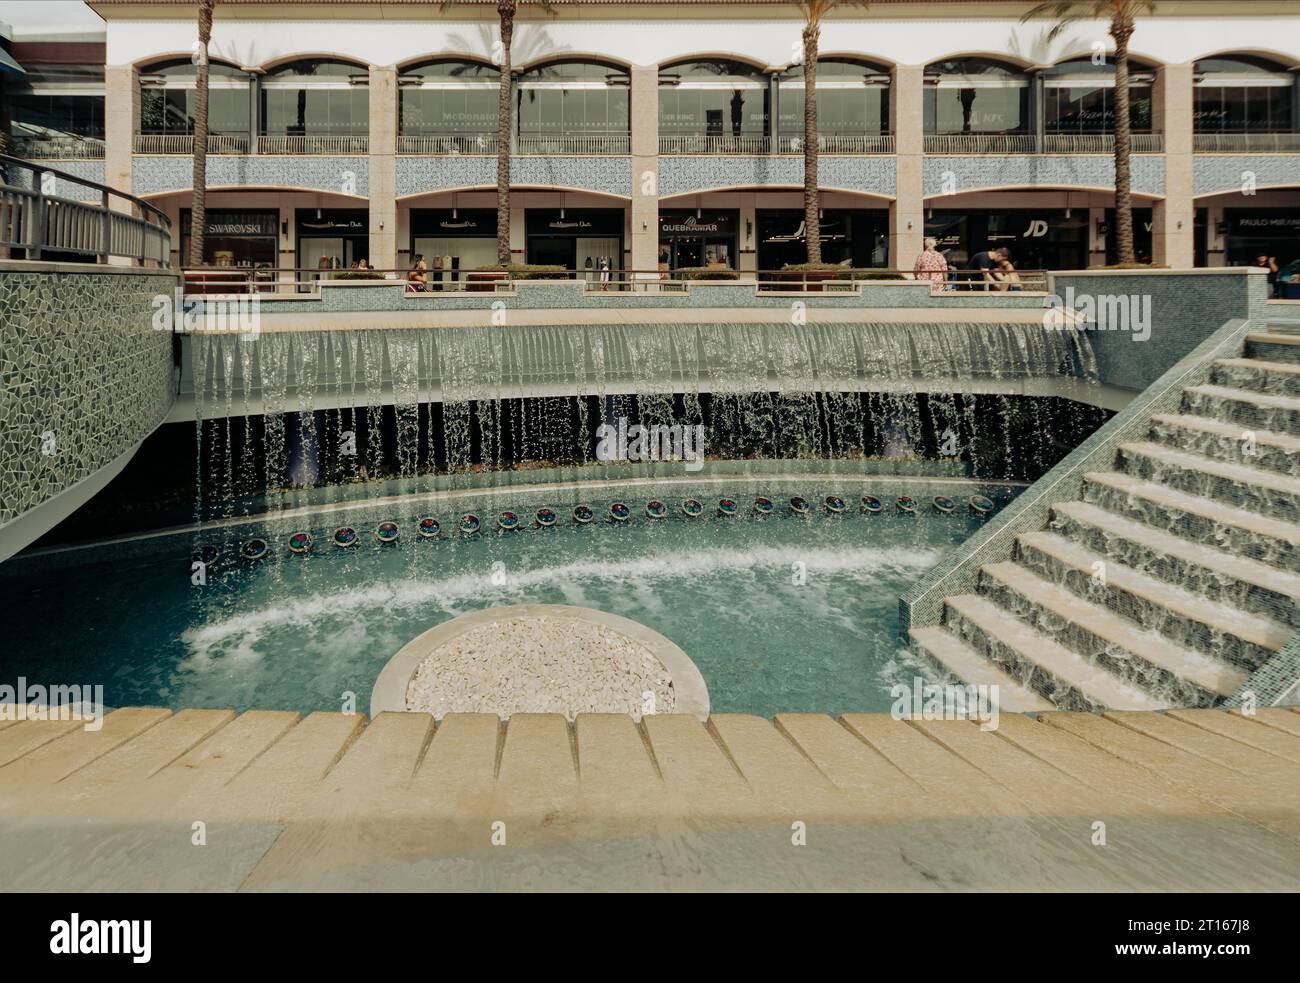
(777, 134), (895, 154)
(923, 134), (1040, 154)
(1041, 133), (1165, 154)
(9, 136), (106, 160)
(398, 133), (498, 155)
(515, 134), (630, 155)
(659, 134), (771, 155)
(256, 134), (369, 155)
(135, 133), (250, 154)
(1192, 132), (1300, 153)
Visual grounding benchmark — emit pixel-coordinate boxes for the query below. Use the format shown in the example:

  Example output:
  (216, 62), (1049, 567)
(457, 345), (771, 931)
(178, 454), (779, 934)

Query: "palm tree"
(795, 1), (868, 265)
(1023, 1), (1156, 266)
(189, 0), (216, 268)
(441, 0), (554, 267)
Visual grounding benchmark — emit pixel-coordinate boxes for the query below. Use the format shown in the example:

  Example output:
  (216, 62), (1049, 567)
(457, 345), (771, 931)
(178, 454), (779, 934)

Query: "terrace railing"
(257, 134), (370, 155)
(659, 134), (772, 155)
(134, 133), (251, 155)
(923, 133), (1040, 154)
(1041, 133), (1165, 154)
(0, 153), (172, 265)
(181, 266), (1051, 297)
(11, 136), (106, 160)
(1192, 132), (1300, 153)
(777, 134), (896, 154)
(398, 133), (498, 155)
(516, 134), (631, 155)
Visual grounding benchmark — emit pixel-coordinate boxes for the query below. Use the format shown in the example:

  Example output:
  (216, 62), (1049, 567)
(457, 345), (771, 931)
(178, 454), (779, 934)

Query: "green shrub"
(673, 266), (740, 281)
(470, 264), (570, 280)
(779, 264), (906, 280)
(331, 270), (389, 280)
(1087, 262), (1171, 270)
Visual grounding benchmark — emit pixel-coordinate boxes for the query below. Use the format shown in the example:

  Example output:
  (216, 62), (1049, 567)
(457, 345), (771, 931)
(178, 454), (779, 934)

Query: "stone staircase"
(911, 317), (1300, 713)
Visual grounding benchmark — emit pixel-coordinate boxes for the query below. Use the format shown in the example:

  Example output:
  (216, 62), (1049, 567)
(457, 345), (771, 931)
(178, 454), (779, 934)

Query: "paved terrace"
(1, 707), (1297, 891)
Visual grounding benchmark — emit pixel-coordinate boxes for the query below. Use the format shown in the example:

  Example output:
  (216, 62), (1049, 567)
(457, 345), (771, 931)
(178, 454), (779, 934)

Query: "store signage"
(660, 211), (738, 237)
(525, 209), (624, 238)
(411, 209), (496, 237)
(297, 211), (367, 235)
(1227, 214), (1300, 236)
(182, 210), (279, 237)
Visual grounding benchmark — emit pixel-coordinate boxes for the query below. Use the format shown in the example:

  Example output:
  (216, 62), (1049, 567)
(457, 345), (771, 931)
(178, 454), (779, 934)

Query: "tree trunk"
(189, 0), (214, 268)
(1111, 17), (1135, 265)
(802, 22), (821, 265)
(496, 3), (515, 267)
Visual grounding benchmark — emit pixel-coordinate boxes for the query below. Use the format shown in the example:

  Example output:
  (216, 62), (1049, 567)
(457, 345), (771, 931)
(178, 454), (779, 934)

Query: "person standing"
(913, 237), (949, 291)
(1256, 255), (1279, 297)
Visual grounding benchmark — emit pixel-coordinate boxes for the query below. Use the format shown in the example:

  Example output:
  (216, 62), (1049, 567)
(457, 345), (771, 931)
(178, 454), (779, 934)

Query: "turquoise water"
(2, 493), (1006, 717)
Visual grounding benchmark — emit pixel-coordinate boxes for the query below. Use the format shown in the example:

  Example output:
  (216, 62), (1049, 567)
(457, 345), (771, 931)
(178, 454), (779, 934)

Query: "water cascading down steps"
(911, 317), (1300, 712)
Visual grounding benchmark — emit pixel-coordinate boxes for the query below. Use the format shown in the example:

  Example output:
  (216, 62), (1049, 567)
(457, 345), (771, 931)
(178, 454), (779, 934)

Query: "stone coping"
(371, 603), (710, 722)
(0, 260), (177, 277)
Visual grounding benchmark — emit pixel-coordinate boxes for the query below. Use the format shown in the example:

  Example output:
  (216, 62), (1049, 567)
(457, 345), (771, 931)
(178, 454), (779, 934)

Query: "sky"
(0, 1), (103, 34)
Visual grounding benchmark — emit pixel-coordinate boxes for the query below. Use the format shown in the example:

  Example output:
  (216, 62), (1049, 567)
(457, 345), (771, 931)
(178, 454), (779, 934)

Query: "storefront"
(1222, 209), (1300, 268)
(658, 210), (739, 269)
(755, 209), (889, 271)
(296, 209), (369, 285)
(409, 208), (499, 287)
(1103, 208), (1154, 265)
(180, 208), (279, 270)
(525, 209), (624, 275)
(925, 209), (1090, 271)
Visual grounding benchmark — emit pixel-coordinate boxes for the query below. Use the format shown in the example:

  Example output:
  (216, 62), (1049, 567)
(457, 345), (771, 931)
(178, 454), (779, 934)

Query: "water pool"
(2, 484), (1014, 717)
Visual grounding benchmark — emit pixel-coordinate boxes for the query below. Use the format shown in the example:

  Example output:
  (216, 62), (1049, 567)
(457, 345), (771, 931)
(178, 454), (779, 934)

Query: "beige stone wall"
(890, 65), (924, 271)
(1154, 63), (1195, 268)
(368, 65), (398, 270)
(629, 64), (660, 274)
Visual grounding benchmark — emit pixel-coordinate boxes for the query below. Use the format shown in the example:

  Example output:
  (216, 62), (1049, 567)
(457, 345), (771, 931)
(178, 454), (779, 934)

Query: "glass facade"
(659, 60), (769, 142)
(924, 59), (1030, 134)
(925, 209), (1090, 271)
(516, 60), (629, 145)
(1043, 59), (1153, 134)
(399, 60), (499, 137)
(756, 209), (889, 270)
(776, 60), (890, 147)
(1194, 57), (1294, 133)
(261, 60), (368, 137)
(180, 208), (279, 272)
(139, 59), (250, 136)
(6, 64), (105, 146)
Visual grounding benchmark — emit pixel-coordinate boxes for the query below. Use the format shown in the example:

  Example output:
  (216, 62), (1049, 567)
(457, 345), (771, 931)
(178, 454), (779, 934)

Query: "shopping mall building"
(2, 0), (1298, 279)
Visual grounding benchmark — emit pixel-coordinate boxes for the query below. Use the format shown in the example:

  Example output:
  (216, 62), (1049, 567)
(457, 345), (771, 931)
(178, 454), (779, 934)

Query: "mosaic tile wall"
(0, 268), (178, 525)
(658, 155), (894, 198)
(132, 156), (370, 197)
(3, 161), (107, 204)
(923, 155), (1166, 196)
(397, 156), (632, 198)
(1193, 155), (1300, 196)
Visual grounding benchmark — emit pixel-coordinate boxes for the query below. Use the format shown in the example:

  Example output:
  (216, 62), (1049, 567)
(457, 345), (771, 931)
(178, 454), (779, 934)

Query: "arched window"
(1194, 55), (1295, 136)
(398, 59), (500, 152)
(1042, 57), (1155, 136)
(924, 58), (1030, 136)
(775, 58), (891, 152)
(658, 58), (769, 153)
(260, 58), (368, 146)
(516, 59), (630, 154)
(139, 58), (249, 139)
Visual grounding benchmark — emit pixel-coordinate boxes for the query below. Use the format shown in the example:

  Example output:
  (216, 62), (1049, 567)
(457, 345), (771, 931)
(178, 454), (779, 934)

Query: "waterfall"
(189, 320), (1101, 522)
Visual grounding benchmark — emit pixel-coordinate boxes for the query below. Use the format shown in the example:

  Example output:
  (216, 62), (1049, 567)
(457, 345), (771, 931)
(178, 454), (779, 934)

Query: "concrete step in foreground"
(1149, 412), (1300, 477)
(1118, 440), (1300, 522)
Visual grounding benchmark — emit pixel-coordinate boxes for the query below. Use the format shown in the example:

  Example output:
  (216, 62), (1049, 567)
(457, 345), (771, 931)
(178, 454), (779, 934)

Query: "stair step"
(1181, 384), (1300, 435)
(1149, 413), (1300, 477)
(943, 592), (1167, 712)
(981, 560), (1247, 703)
(907, 627), (1055, 712)
(1212, 357), (1300, 398)
(1118, 441), (1300, 522)
(1015, 530), (1291, 669)
(1246, 333), (1300, 364)
(1264, 320), (1300, 336)
(1082, 471), (1300, 571)
(1050, 499), (1300, 628)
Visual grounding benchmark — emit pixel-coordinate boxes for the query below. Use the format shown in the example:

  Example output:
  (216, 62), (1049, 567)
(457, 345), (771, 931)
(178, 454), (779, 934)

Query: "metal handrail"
(398, 133), (498, 155)
(516, 133), (631, 155)
(135, 133), (251, 155)
(1041, 133), (1165, 154)
(1192, 132), (1300, 153)
(0, 153), (172, 265)
(776, 134), (895, 154)
(10, 136), (107, 160)
(181, 266), (1052, 296)
(658, 134), (772, 155)
(257, 134), (370, 155)
(924, 133), (1040, 154)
